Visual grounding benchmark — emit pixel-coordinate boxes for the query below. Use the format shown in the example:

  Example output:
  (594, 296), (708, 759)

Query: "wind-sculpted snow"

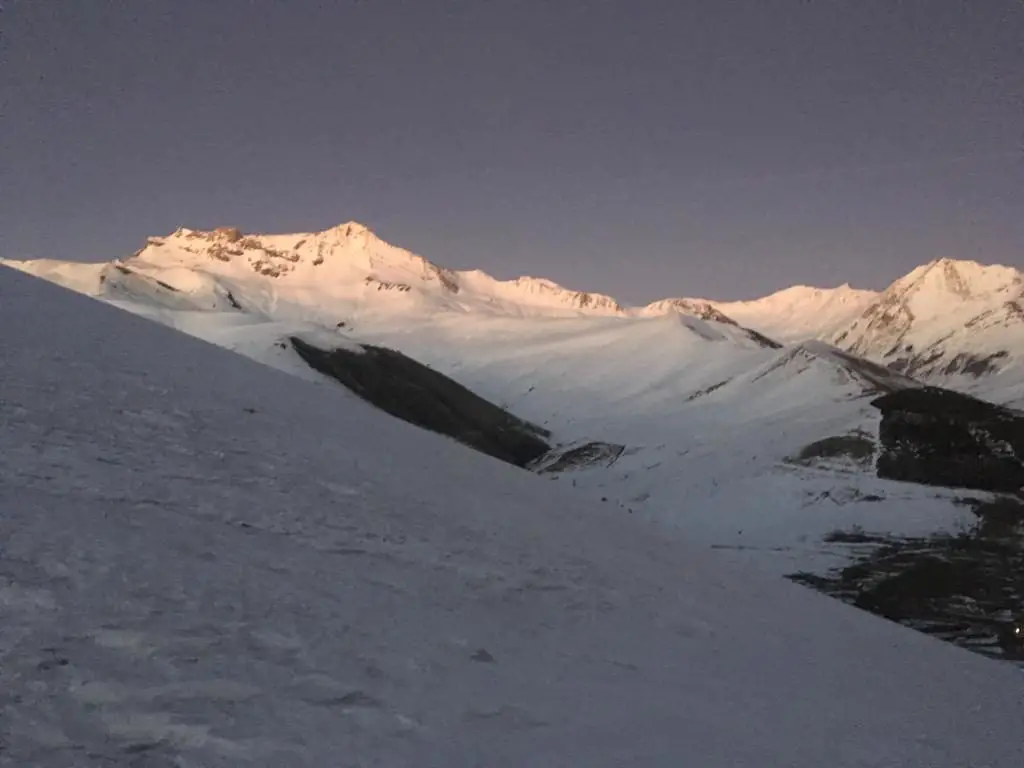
(4, 261), (1024, 766)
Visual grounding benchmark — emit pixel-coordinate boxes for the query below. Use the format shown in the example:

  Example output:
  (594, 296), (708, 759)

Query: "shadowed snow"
(3, 262), (1024, 765)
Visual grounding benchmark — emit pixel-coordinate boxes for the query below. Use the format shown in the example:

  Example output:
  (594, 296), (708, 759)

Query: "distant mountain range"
(6, 222), (1021, 402)
(8, 220), (1024, 652)
(7, 240), (1024, 767)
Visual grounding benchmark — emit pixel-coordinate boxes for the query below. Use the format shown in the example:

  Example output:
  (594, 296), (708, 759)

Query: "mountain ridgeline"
(7, 221), (1024, 666)
(5, 223), (1024, 398)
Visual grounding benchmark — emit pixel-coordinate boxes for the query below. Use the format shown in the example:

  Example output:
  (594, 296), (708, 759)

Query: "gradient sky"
(2, 1), (1022, 304)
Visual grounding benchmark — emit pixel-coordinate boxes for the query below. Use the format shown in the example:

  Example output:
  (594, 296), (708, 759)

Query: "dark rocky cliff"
(872, 387), (1024, 493)
(290, 336), (551, 468)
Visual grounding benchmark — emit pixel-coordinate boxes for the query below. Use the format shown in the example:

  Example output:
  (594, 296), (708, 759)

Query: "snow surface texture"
(4, 257), (1024, 766)
(4, 225), (1011, 575)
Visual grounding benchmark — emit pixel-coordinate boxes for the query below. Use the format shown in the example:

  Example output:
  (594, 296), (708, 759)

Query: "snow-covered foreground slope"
(4, 264), (1024, 767)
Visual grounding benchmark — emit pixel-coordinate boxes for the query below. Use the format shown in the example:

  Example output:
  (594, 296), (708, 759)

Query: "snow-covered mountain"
(9, 221), (1024, 416)
(7, 222), (1024, 560)
(13, 219), (1024, 666)
(828, 258), (1024, 395)
(83, 221), (628, 318)
(5, 221), (792, 334)
(1, 221), (990, 575)
(701, 258), (1024, 402)
(9, 226), (1023, 403)
(7, 244), (1024, 766)
(713, 283), (880, 344)
(636, 297), (782, 348)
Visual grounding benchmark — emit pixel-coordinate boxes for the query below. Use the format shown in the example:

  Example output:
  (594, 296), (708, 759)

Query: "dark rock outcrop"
(531, 441), (626, 473)
(941, 351), (1009, 377)
(788, 496), (1024, 662)
(290, 337), (551, 467)
(790, 432), (875, 468)
(215, 226), (244, 242)
(743, 328), (784, 350)
(872, 387), (1024, 493)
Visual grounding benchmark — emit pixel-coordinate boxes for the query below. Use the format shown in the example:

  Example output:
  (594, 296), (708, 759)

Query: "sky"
(1, 1), (1022, 304)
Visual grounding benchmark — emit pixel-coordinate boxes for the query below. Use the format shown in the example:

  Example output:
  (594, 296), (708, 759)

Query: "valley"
(6, 221), (1024, 663)
(6, 261), (1024, 766)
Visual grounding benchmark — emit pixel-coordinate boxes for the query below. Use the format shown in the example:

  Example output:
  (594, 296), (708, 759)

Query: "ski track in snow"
(3, 261), (1024, 765)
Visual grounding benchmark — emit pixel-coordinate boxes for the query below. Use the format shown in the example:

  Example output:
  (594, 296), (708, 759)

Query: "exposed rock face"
(531, 441), (626, 473)
(789, 496), (1024, 662)
(788, 497), (1024, 662)
(571, 290), (622, 312)
(872, 387), (1024, 493)
(427, 263), (460, 293)
(742, 328), (784, 350)
(830, 258), (1024, 380)
(214, 226), (244, 243)
(789, 432), (875, 469)
(290, 337), (551, 468)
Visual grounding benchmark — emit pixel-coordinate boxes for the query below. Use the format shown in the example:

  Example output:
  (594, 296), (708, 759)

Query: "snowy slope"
(694, 260), (1024, 404)
(353, 315), (949, 571)
(0, 257), (108, 296)
(7, 227), (1023, 401)
(635, 297), (782, 348)
(12, 258), (956, 572)
(4, 258), (1024, 767)
(9, 225), (1024, 550)
(829, 258), (1024, 401)
(712, 284), (879, 343)
(68, 222), (626, 319)
(2, 222), (777, 330)
(3, 225), (985, 574)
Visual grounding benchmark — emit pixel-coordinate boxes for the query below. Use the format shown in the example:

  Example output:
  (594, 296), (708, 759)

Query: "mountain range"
(6, 249), (1024, 766)
(6, 221), (1023, 400)
(5, 223), (1024, 576)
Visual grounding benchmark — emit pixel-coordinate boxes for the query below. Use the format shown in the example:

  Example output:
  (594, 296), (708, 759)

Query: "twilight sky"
(1, 1), (1021, 304)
